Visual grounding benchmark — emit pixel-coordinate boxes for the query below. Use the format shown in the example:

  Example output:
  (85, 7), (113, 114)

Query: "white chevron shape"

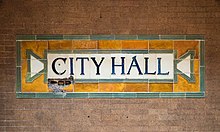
(30, 55), (44, 77)
(177, 55), (191, 78)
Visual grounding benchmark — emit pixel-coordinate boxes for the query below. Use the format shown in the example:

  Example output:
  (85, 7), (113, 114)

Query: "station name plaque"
(16, 35), (205, 98)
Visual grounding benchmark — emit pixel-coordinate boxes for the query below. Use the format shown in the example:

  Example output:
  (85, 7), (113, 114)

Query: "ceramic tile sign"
(16, 35), (205, 98)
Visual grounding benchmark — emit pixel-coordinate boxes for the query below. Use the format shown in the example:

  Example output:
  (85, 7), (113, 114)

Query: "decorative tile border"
(16, 35), (205, 41)
(16, 35), (205, 98)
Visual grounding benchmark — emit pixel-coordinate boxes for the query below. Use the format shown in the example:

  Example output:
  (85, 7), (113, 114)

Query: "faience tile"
(149, 83), (173, 92)
(36, 35), (63, 40)
(174, 41), (199, 59)
(99, 83), (125, 92)
(16, 42), (21, 66)
(138, 35), (159, 40)
(63, 84), (74, 92)
(72, 40), (97, 49)
(75, 54), (91, 79)
(115, 35), (137, 40)
(16, 93), (36, 98)
(74, 83), (98, 92)
(155, 54), (174, 80)
(90, 54), (111, 79)
(174, 74), (199, 92)
(48, 41), (61, 50)
(112, 93), (136, 98)
(66, 93), (88, 98)
(186, 35), (204, 40)
(89, 93), (112, 98)
(200, 67), (205, 92)
(137, 93), (160, 98)
(122, 40), (148, 49)
(63, 35), (89, 40)
(98, 40), (122, 49)
(56, 40), (72, 50)
(200, 41), (205, 66)
(160, 35), (185, 40)
(124, 83), (148, 92)
(160, 93), (185, 98)
(143, 54), (157, 80)
(21, 41), (48, 59)
(16, 35), (36, 40)
(110, 54), (126, 79)
(125, 54), (144, 79)
(149, 40), (173, 50)
(186, 92), (205, 98)
(90, 35), (114, 40)
(16, 67), (21, 92)
(21, 59), (48, 92)
(47, 54), (72, 79)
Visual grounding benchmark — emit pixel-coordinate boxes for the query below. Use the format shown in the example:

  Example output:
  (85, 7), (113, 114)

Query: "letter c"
(52, 58), (67, 75)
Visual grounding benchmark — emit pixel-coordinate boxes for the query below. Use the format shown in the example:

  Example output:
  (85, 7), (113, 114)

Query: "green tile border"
(186, 35), (204, 40)
(200, 41), (205, 66)
(115, 35), (138, 40)
(63, 35), (90, 40)
(200, 67), (205, 92)
(16, 35), (36, 40)
(138, 35), (159, 40)
(16, 67), (21, 92)
(16, 35), (204, 41)
(90, 35), (114, 40)
(160, 35), (185, 40)
(16, 92), (205, 98)
(36, 35), (63, 40)
(16, 35), (205, 98)
(16, 41), (21, 66)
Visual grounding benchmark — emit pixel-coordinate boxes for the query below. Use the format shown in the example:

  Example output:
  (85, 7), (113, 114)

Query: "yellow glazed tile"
(74, 83), (98, 92)
(194, 60), (199, 74)
(49, 40), (72, 50)
(63, 84), (74, 92)
(48, 41), (61, 50)
(21, 41), (48, 59)
(124, 83), (148, 92)
(99, 83), (125, 92)
(174, 74), (199, 92)
(122, 40), (148, 49)
(174, 41), (199, 59)
(149, 40), (173, 50)
(72, 40), (97, 49)
(149, 83), (173, 92)
(98, 40), (122, 49)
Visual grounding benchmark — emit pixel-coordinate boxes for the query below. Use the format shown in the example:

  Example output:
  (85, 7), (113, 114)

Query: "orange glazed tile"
(21, 41), (48, 59)
(174, 74), (199, 92)
(63, 84), (74, 92)
(72, 40), (97, 49)
(98, 40), (122, 49)
(49, 40), (72, 50)
(174, 41), (199, 59)
(149, 83), (173, 92)
(122, 40), (148, 49)
(99, 83), (125, 92)
(149, 40), (173, 50)
(194, 60), (199, 74)
(74, 83), (98, 92)
(124, 83), (148, 92)
(48, 41), (61, 50)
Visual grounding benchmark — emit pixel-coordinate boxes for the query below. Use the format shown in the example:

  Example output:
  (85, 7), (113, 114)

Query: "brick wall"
(0, 0), (220, 131)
